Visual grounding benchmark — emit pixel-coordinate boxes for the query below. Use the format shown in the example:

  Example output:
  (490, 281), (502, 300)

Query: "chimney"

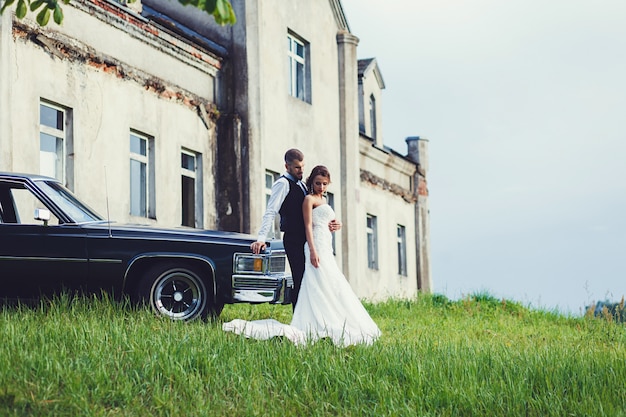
(406, 136), (429, 173)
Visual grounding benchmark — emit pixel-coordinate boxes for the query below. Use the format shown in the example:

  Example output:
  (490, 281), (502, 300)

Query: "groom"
(251, 149), (308, 309)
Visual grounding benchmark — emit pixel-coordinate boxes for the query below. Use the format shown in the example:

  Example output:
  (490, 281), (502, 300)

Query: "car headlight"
(233, 254), (265, 274)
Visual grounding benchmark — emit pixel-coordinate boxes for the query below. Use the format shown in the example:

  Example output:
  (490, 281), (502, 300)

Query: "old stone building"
(0, 0), (431, 300)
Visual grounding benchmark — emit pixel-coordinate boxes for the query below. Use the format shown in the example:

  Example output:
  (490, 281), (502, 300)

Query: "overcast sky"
(341, 0), (626, 314)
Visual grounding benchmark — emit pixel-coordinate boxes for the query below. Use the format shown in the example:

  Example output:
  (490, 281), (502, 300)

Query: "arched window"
(368, 95), (377, 140)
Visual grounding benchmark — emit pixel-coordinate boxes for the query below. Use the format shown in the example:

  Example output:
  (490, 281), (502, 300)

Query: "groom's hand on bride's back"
(329, 219), (342, 232)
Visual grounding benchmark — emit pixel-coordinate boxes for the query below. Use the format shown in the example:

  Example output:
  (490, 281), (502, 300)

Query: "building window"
(366, 214), (378, 270)
(287, 32), (310, 102)
(181, 149), (203, 228)
(397, 225), (407, 276)
(327, 192), (336, 255)
(8, 186), (61, 226)
(265, 170), (280, 238)
(130, 131), (155, 218)
(40, 101), (72, 184)
(369, 95), (377, 140)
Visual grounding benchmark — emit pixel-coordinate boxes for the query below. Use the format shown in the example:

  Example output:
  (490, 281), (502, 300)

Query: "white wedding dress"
(223, 204), (381, 347)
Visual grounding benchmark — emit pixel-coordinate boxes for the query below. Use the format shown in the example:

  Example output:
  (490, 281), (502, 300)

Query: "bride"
(223, 165), (381, 347)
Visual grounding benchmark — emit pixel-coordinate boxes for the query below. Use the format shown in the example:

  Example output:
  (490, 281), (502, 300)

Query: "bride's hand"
(310, 249), (320, 268)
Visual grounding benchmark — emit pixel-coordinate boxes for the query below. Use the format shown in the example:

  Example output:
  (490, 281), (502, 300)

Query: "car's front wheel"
(137, 263), (209, 321)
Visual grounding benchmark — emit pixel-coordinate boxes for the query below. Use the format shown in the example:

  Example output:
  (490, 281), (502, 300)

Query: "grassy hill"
(1, 293), (624, 416)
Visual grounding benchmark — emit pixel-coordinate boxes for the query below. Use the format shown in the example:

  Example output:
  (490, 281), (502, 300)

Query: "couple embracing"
(223, 149), (381, 347)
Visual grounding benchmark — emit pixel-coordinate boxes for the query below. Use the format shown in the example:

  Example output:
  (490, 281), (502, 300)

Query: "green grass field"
(0, 293), (624, 416)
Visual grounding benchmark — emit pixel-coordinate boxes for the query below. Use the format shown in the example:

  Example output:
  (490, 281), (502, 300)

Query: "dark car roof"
(0, 172), (58, 182)
(0, 171), (282, 248)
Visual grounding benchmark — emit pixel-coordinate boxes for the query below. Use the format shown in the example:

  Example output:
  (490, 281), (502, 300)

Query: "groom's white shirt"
(256, 172), (306, 243)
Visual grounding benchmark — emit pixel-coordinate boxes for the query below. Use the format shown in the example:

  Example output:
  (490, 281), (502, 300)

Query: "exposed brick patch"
(86, 0), (161, 40)
(13, 21), (218, 121)
(360, 169), (418, 203)
(418, 177), (428, 197)
(77, 0), (221, 69)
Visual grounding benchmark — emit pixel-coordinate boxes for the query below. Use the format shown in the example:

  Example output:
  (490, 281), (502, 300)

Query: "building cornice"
(359, 138), (418, 202)
(71, 0), (223, 72)
(360, 169), (417, 203)
(359, 136), (416, 176)
(13, 19), (218, 126)
(330, 0), (350, 31)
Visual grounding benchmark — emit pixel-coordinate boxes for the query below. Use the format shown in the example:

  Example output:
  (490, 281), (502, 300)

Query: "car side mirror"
(34, 208), (51, 226)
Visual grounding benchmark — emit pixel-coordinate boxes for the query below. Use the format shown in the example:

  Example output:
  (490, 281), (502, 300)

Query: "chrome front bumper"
(231, 273), (293, 304)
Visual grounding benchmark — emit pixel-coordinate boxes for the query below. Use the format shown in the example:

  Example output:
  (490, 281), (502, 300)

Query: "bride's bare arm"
(302, 195), (320, 268)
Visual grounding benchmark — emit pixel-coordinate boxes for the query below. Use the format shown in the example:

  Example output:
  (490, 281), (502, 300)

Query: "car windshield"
(36, 180), (104, 223)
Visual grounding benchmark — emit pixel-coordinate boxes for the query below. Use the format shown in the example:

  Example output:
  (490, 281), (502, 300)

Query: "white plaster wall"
(248, 0), (345, 260)
(355, 182), (418, 301)
(257, 0), (342, 158)
(8, 12), (216, 228)
(244, 1), (423, 299)
(0, 13), (14, 171)
(353, 56), (422, 300)
(359, 143), (415, 190)
(60, 4), (217, 98)
(1, 2), (430, 301)
(360, 66), (384, 145)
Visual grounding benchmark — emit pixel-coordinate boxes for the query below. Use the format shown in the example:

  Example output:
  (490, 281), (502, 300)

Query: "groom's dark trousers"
(284, 233), (306, 310)
(279, 175), (307, 310)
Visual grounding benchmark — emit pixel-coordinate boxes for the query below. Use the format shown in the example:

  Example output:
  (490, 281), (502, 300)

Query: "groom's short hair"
(285, 148), (304, 164)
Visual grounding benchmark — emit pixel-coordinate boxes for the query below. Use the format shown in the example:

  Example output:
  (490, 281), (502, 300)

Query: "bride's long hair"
(305, 165), (331, 195)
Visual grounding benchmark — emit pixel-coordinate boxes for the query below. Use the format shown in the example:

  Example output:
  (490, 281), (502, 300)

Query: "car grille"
(233, 276), (281, 289)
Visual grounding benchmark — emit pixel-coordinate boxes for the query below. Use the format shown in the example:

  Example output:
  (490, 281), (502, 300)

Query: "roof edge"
(330, 0), (350, 32)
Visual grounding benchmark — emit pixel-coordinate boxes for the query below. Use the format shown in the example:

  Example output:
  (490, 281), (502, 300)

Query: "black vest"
(279, 176), (305, 237)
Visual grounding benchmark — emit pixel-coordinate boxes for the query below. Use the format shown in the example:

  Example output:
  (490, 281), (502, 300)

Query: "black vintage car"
(0, 172), (292, 321)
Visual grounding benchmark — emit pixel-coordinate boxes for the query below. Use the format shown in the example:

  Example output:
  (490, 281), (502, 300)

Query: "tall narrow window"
(181, 149), (203, 228)
(397, 225), (407, 276)
(288, 33), (310, 102)
(265, 170), (280, 238)
(130, 131), (155, 218)
(366, 214), (378, 270)
(40, 101), (68, 182)
(369, 95), (377, 140)
(327, 192), (336, 255)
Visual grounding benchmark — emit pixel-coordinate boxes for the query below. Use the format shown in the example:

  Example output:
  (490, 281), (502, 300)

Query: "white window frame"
(287, 32), (310, 103)
(327, 192), (336, 255)
(265, 170), (281, 238)
(397, 224), (408, 276)
(129, 131), (155, 219)
(366, 214), (378, 270)
(181, 149), (203, 228)
(40, 100), (72, 185)
(369, 94), (377, 140)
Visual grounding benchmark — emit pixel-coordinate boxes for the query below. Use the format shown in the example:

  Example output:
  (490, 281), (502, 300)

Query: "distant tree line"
(587, 299), (625, 323)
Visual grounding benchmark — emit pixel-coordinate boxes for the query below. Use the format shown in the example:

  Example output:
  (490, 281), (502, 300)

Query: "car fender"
(123, 252), (218, 299)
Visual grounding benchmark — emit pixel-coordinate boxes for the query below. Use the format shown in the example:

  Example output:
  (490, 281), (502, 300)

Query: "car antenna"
(104, 166), (112, 237)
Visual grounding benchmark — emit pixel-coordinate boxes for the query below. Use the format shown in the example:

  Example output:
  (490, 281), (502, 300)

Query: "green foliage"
(0, 293), (624, 416)
(178, 0), (235, 25)
(0, 0), (234, 26)
(1, 0), (67, 24)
